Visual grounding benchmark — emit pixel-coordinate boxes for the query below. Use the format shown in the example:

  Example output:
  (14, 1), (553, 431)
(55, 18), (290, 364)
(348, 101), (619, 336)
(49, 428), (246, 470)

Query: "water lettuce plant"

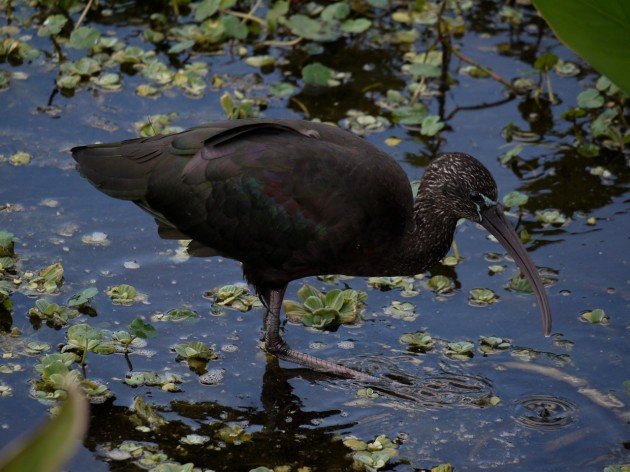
(32, 353), (111, 402)
(125, 371), (182, 390)
(343, 434), (398, 472)
(284, 284), (367, 329)
(385, 301), (417, 321)
(445, 341), (475, 360)
(469, 289), (498, 306)
(400, 331), (435, 353)
(479, 336), (511, 354)
(208, 284), (262, 312)
(107, 284), (141, 305)
(427, 275), (453, 294)
(580, 308), (608, 324)
(172, 341), (218, 361)
(27, 263), (64, 294)
(216, 424), (252, 445)
(28, 300), (79, 329)
(151, 308), (199, 322)
(368, 276), (416, 295)
(67, 287), (98, 309)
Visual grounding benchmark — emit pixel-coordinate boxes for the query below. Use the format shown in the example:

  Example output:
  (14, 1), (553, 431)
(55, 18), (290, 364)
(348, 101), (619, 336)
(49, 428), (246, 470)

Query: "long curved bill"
(481, 204), (552, 336)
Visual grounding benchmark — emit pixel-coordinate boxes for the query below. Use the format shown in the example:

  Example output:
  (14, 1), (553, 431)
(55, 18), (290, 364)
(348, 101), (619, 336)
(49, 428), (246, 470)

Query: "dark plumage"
(72, 118), (552, 382)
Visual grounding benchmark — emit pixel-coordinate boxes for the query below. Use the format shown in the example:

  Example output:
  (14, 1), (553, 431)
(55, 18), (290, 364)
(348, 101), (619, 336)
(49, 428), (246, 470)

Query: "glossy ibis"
(72, 118), (552, 382)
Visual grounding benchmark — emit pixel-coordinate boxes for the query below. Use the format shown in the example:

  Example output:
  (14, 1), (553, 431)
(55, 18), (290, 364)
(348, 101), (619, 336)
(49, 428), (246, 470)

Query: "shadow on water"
(84, 358), (356, 471)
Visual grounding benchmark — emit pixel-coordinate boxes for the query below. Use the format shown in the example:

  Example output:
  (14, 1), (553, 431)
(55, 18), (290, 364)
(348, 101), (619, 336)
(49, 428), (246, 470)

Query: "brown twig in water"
(450, 47), (518, 93)
(258, 37), (303, 48)
(290, 96), (309, 117)
(222, 9), (267, 27)
(74, 0), (94, 31)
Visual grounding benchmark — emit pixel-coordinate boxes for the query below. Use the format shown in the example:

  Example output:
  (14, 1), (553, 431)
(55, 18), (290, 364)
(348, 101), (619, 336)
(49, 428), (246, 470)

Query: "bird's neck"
(390, 187), (458, 275)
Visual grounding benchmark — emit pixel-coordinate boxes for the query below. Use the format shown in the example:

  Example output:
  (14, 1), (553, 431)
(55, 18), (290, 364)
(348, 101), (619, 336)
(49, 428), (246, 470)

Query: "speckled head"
(422, 152), (498, 223)
(419, 152), (552, 336)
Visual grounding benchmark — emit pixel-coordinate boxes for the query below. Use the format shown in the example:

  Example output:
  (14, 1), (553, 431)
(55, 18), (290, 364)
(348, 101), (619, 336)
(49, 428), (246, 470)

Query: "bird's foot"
(264, 339), (381, 383)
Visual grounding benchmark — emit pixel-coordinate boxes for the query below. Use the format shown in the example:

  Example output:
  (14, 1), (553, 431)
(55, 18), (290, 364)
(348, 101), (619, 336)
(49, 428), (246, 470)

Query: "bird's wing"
(72, 119), (411, 280)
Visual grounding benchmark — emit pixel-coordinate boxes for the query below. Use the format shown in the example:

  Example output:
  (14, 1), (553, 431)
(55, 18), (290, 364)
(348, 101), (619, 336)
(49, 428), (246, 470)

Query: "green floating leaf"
(577, 89), (604, 109)
(38, 14), (68, 37)
(129, 317), (157, 339)
(502, 191), (528, 208)
(445, 341), (475, 360)
(152, 308), (199, 322)
(427, 275), (452, 294)
(0, 385), (88, 472)
(479, 336), (511, 354)
(400, 331), (435, 352)
(420, 115), (444, 136)
(284, 284), (367, 329)
(408, 63), (441, 78)
(168, 40), (195, 54)
(469, 288), (498, 306)
(68, 26), (101, 49)
(534, 52), (559, 72)
(302, 62), (333, 86)
(391, 103), (428, 125)
(67, 287), (98, 308)
(194, 0), (221, 21)
(341, 18), (371, 33)
(269, 82), (295, 97)
(209, 284), (261, 312)
(533, 0), (630, 93)
(580, 308), (608, 324)
(245, 55), (275, 68)
(107, 284), (138, 305)
(0, 231), (16, 257)
(172, 341), (218, 361)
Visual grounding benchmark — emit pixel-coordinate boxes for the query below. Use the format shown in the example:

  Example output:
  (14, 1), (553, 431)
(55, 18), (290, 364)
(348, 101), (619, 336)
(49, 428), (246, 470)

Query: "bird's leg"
(261, 286), (381, 383)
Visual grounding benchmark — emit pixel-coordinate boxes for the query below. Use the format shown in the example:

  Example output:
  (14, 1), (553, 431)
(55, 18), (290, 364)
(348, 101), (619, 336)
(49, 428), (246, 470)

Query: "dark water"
(0, 2), (628, 471)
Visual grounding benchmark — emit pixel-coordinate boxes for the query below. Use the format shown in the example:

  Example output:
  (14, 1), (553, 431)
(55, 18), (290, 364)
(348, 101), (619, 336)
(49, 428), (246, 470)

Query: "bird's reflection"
(84, 357), (356, 471)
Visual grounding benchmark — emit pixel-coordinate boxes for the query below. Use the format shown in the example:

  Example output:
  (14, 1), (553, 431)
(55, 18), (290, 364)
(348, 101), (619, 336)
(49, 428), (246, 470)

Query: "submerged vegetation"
(0, 0), (627, 470)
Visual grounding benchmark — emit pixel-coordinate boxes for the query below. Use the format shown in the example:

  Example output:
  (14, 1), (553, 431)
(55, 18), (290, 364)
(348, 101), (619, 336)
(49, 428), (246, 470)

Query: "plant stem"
(452, 238), (461, 260)
(450, 47), (518, 94)
(545, 73), (555, 103)
(74, 0), (94, 31)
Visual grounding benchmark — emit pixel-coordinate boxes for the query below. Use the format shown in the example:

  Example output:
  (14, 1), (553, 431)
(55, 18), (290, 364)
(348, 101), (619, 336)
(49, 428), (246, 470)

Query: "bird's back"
(72, 119), (413, 286)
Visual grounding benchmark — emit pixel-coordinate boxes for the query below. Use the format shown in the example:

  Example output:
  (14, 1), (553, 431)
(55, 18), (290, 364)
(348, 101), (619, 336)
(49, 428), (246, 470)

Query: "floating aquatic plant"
(107, 284), (141, 305)
(445, 341), (475, 360)
(479, 336), (511, 354)
(368, 276), (416, 295)
(580, 308), (609, 324)
(172, 341), (218, 361)
(152, 308), (199, 322)
(29, 300), (79, 328)
(385, 301), (417, 321)
(208, 284), (262, 312)
(217, 424), (252, 445)
(284, 284), (367, 329)
(343, 434), (398, 472)
(427, 275), (453, 294)
(469, 288), (498, 306)
(400, 331), (435, 352)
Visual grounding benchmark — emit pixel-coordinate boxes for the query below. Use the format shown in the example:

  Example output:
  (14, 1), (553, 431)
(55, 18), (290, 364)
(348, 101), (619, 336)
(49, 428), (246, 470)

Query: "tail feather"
(71, 135), (172, 200)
